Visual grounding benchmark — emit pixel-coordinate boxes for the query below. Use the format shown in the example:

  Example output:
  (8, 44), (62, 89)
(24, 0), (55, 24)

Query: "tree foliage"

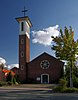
(52, 26), (78, 65)
(6, 72), (12, 82)
(52, 26), (78, 87)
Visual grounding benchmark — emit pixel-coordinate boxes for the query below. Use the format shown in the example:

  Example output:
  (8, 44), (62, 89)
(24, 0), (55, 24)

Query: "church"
(15, 11), (64, 84)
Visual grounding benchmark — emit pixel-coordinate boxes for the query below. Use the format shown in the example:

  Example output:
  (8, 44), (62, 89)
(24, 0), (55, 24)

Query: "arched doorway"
(41, 74), (49, 84)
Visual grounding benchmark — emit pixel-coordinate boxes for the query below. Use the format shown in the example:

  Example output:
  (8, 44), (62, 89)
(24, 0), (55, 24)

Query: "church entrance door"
(41, 74), (49, 84)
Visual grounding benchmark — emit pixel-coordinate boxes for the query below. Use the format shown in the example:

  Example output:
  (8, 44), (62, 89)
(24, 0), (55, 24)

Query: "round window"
(40, 60), (50, 69)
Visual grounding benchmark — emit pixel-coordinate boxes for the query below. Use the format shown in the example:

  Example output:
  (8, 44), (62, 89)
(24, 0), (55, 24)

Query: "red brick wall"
(19, 34), (30, 82)
(0, 70), (3, 81)
(28, 53), (64, 83)
(0, 70), (6, 81)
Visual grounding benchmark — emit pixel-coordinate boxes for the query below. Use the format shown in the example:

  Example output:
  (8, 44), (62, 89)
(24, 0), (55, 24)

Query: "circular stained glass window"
(40, 60), (50, 69)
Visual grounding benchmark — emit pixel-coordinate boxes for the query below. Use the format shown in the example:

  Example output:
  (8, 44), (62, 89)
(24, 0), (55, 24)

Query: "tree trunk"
(70, 61), (73, 88)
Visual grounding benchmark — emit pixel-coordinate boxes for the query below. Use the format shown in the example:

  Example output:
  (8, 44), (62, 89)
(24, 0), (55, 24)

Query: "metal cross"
(22, 6), (28, 17)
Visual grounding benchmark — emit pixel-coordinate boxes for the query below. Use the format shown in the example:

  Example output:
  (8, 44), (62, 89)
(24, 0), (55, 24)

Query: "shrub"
(6, 72), (12, 82)
(15, 82), (18, 85)
(53, 86), (78, 93)
(0, 81), (7, 87)
(13, 77), (16, 84)
(7, 81), (12, 85)
(0, 82), (3, 87)
(15, 75), (19, 83)
(52, 86), (63, 92)
(72, 75), (78, 88)
(59, 79), (67, 87)
(62, 87), (78, 93)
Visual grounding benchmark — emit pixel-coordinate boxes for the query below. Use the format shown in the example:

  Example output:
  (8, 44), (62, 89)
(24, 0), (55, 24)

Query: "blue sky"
(0, 0), (78, 66)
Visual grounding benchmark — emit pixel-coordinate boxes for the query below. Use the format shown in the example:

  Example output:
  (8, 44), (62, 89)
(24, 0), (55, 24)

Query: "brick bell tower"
(16, 7), (32, 82)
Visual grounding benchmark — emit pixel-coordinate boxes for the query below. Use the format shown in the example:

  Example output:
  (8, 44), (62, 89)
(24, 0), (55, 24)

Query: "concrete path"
(0, 85), (78, 100)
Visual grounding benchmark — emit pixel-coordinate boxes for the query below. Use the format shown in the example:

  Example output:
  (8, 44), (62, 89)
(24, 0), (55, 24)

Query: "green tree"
(6, 72), (13, 82)
(52, 26), (78, 87)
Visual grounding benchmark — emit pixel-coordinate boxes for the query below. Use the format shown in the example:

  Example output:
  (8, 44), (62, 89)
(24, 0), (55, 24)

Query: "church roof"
(30, 52), (64, 64)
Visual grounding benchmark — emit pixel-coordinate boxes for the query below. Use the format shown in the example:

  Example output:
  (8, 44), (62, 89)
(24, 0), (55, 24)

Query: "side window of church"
(21, 65), (24, 70)
(21, 52), (24, 57)
(21, 22), (24, 31)
(21, 39), (24, 44)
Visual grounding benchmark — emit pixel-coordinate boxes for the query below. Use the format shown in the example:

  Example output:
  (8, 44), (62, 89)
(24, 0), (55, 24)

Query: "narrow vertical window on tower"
(21, 65), (24, 70)
(21, 39), (24, 44)
(21, 52), (24, 57)
(21, 22), (24, 31)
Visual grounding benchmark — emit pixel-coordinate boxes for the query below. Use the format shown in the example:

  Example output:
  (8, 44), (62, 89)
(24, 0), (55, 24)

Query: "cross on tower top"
(22, 6), (28, 17)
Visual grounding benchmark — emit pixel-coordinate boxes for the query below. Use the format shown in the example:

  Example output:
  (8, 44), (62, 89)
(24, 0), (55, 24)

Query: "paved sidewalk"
(0, 85), (78, 100)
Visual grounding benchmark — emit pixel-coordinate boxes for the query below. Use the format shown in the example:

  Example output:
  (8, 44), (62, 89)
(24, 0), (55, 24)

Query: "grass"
(52, 85), (78, 93)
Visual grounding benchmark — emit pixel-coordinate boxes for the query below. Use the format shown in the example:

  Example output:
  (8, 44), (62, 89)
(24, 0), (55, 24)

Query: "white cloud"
(0, 57), (19, 69)
(32, 25), (60, 46)
(0, 57), (6, 65)
(8, 64), (19, 69)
